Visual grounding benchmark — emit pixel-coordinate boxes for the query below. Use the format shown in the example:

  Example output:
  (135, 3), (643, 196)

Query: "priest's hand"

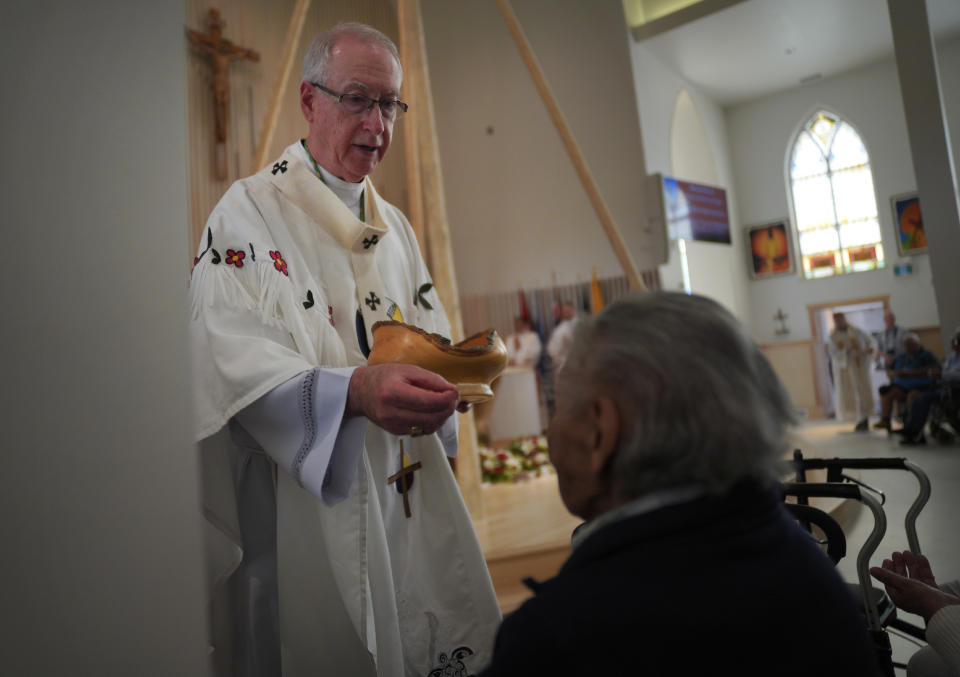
(347, 364), (459, 436)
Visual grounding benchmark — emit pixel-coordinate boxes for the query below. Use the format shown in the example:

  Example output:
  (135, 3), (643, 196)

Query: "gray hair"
(561, 292), (795, 499)
(302, 22), (402, 84)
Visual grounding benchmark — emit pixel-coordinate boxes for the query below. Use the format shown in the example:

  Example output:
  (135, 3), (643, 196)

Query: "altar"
(487, 366), (543, 442)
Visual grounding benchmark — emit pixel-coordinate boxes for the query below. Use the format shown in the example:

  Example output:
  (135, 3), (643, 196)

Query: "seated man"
(897, 327), (960, 445)
(478, 292), (880, 676)
(876, 334), (940, 430)
(877, 310), (910, 369)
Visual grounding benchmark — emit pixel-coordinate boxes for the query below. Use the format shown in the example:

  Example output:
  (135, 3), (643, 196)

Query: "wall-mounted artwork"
(746, 220), (795, 279)
(891, 192), (927, 255)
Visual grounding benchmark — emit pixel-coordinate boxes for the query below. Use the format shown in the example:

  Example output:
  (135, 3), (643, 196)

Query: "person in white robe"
(188, 23), (500, 677)
(827, 312), (877, 432)
(546, 302), (579, 372)
(506, 316), (542, 368)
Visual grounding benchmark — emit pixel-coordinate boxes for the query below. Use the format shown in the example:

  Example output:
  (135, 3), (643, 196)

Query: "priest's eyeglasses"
(311, 83), (408, 120)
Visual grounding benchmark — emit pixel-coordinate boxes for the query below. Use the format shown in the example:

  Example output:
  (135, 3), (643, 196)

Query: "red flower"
(270, 250), (288, 276)
(225, 249), (245, 268)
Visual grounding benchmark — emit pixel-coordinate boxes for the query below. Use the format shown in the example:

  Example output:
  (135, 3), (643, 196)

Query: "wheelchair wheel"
(932, 427), (954, 444)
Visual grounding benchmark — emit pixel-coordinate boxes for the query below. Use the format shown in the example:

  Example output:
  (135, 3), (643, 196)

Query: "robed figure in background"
(827, 312), (877, 432)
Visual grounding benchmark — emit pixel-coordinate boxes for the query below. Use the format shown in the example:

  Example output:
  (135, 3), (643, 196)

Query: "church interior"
(3, 0), (960, 673)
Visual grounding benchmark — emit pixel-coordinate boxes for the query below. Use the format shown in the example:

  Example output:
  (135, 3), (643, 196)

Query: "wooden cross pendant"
(386, 442), (422, 519)
(186, 9), (260, 179)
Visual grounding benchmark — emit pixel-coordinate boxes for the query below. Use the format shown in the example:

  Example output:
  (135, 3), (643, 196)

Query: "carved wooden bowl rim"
(370, 321), (502, 356)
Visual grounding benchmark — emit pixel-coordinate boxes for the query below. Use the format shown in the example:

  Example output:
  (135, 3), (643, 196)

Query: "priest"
(827, 312), (877, 432)
(189, 22), (500, 677)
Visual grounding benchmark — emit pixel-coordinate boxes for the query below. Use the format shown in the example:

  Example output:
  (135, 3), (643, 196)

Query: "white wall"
(421, 0), (661, 295)
(726, 37), (960, 344)
(629, 41), (751, 321)
(0, 2), (210, 674)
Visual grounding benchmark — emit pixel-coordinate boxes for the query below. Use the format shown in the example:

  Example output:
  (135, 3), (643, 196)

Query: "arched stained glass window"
(789, 110), (884, 278)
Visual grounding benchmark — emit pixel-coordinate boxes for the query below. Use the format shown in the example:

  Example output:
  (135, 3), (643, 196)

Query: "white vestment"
(189, 143), (501, 677)
(546, 318), (579, 370)
(506, 330), (542, 368)
(827, 326), (876, 422)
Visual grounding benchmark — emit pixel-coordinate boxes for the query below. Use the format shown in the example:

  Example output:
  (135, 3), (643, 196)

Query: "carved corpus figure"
(187, 9), (260, 179)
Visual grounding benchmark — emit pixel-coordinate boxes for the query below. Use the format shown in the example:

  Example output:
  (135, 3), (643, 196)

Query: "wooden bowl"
(368, 321), (508, 403)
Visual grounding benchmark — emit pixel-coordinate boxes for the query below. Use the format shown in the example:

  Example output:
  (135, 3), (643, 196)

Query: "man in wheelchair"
(875, 334), (940, 432)
(896, 328), (960, 445)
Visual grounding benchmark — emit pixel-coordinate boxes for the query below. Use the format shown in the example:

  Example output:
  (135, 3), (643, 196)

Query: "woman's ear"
(588, 395), (620, 476)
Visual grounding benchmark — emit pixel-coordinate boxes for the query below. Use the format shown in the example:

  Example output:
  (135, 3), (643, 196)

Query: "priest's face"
(301, 34), (401, 182)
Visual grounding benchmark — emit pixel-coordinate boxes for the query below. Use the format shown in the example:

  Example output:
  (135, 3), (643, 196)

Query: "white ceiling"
(638, 0), (960, 107)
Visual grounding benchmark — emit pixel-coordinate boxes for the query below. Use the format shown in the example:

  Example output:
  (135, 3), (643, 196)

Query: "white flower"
(482, 459), (496, 472)
(520, 440), (534, 454)
(536, 436), (548, 450)
(533, 451), (549, 465)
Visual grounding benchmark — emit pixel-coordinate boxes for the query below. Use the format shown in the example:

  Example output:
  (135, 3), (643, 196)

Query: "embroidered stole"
(261, 148), (395, 356)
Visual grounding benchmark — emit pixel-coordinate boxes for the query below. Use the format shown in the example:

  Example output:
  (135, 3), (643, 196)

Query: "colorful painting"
(891, 193), (927, 255)
(746, 220), (795, 279)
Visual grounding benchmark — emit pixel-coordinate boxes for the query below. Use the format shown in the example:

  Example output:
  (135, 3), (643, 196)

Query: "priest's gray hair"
(561, 292), (796, 499)
(302, 22), (402, 84)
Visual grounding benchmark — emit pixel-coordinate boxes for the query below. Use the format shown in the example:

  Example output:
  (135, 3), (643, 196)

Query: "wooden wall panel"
(914, 325), (945, 360)
(186, 0), (409, 252)
(759, 340), (822, 419)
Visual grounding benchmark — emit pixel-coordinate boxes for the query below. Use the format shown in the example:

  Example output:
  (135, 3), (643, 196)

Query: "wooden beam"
(494, 0), (647, 291)
(397, 0), (426, 254)
(250, 0), (311, 173)
(398, 0), (485, 520)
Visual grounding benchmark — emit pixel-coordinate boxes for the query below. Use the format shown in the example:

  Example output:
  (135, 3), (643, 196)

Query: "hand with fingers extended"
(346, 363), (459, 436)
(870, 551), (960, 623)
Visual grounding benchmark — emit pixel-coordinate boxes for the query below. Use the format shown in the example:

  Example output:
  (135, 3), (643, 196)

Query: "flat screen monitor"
(661, 176), (731, 244)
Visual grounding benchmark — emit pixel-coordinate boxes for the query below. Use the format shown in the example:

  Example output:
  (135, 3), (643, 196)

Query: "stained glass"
(832, 167), (877, 223)
(839, 219), (881, 248)
(809, 112), (838, 152)
(829, 123), (869, 170)
(791, 133), (827, 180)
(790, 110), (883, 279)
(792, 175), (835, 230)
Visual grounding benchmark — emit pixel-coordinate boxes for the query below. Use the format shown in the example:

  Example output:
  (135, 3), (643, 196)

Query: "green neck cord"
(301, 139), (365, 222)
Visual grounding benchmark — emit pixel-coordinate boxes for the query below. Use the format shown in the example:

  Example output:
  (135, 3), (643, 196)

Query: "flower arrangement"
(479, 435), (552, 484)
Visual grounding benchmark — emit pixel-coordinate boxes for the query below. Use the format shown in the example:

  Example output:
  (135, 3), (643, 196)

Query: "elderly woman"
(478, 292), (880, 676)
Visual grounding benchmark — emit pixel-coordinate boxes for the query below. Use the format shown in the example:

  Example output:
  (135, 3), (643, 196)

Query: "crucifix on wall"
(774, 308), (790, 335)
(187, 9), (260, 179)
